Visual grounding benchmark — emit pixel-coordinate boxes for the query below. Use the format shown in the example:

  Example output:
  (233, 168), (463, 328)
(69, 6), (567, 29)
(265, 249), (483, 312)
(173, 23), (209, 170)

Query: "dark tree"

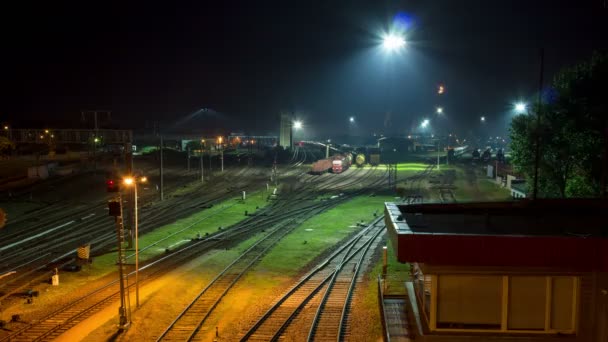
(509, 53), (608, 197)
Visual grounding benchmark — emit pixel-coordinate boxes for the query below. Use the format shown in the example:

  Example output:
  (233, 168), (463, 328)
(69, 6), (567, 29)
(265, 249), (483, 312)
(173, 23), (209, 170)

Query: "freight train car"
(368, 147), (380, 166)
(331, 153), (352, 174)
(355, 153), (366, 167)
(311, 158), (333, 174)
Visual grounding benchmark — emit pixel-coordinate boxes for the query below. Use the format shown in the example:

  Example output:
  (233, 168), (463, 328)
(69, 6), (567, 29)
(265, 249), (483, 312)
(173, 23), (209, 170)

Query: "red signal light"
(106, 179), (119, 192)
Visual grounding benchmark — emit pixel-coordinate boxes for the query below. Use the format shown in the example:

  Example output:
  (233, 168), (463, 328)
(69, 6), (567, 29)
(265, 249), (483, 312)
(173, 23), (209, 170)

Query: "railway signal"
(108, 200), (121, 216)
(106, 179), (120, 192)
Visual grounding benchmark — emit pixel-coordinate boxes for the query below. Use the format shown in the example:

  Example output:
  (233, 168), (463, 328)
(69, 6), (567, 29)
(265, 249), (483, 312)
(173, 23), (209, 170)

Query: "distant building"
(279, 113), (292, 149)
(384, 200), (608, 341)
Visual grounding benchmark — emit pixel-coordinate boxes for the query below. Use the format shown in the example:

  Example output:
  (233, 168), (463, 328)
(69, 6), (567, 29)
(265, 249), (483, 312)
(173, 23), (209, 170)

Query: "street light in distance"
(293, 120), (303, 130)
(480, 116), (486, 122)
(436, 107), (443, 114)
(349, 117), (355, 123)
(421, 119), (430, 128)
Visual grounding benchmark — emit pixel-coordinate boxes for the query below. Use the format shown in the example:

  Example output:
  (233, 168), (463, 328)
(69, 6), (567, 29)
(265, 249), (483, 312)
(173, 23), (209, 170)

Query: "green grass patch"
(138, 146), (159, 154)
(92, 190), (271, 272)
(449, 166), (511, 202)
(477, 179), (511, 201)
(255, 195), (395, 277)
(395, 162), (430, 171)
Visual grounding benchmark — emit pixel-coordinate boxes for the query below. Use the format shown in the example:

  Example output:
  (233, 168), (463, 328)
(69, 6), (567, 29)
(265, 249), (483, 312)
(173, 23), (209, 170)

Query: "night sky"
(2, 0), (607, 137)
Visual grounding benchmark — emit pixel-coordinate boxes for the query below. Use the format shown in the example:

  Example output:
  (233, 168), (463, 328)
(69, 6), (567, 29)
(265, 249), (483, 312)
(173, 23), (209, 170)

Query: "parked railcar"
(355, 153), (366, 167)
(311, 158), (332, 174)
(368, 147), (380, 166)
(332, 158), (349, 173)
(330, 153), (351, 173)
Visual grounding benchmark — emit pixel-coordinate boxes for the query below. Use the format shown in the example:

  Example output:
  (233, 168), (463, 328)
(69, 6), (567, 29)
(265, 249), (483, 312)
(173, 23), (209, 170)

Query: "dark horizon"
(2, 0), (607, 137)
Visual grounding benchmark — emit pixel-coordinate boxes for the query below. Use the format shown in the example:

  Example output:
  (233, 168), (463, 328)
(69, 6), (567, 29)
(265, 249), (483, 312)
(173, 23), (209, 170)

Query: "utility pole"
(219, 137), (224, 172)
(436, 139), (440, 171)
(326, 142), (330, 159)
(159, 135), (164, 201)
(109, 197), (131, 329)
(187, 146), (191, 172)
(532, 48), (544, 200)
(200, 140), (204, 183)
(133, 183), (139, 308)
(125, 142), (134, 248)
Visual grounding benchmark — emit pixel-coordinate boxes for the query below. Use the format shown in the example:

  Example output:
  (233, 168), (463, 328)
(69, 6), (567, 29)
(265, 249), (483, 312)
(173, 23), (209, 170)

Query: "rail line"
(155, 202), (342, 341)
(0, 167), (267, 301)
(239, 216), (385, 341)
(1, 165), (384, 341)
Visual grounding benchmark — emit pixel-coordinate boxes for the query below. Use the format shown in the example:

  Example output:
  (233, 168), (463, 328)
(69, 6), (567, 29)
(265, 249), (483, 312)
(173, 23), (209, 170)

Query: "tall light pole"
(123, 175), (147, 308)
(159, 135), (164, 201)
(218, 136), (224, 172)
(200, 139), (204, 183)
(436, 139), (440, 171)
(291, 120), (302, 151)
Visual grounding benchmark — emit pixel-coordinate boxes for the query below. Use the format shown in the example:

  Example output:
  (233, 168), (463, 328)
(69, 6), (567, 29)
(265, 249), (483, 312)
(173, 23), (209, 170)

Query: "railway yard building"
(383, 199), (608, 341)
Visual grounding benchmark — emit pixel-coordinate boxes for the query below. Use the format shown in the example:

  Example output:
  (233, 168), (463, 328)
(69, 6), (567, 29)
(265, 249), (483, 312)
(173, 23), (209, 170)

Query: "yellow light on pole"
(122, 175), (140, 308)
(3, 126), (8, 130)
(139, 176), (147, 183)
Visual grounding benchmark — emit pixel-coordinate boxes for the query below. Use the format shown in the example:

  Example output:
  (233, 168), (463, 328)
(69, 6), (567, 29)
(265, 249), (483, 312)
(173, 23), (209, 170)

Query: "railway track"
(0, 167), (267, 301)
(0, 164), (383, 341)
(155, 202), (342, 341)
(0, 197), (338, 341)
(240, 216), (386, 341)
(0, 162), (387, 341)
(153, 166), (388, 341)
(403, 164), (435, 204)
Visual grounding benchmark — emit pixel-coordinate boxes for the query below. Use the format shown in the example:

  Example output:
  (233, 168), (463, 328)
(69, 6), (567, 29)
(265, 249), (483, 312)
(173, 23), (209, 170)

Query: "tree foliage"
(509, 53), (607, 197)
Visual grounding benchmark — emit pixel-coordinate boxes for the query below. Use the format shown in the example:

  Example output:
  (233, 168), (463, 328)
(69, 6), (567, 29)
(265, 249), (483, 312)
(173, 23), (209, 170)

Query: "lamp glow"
(515, 102), (527, 113)
(382, 34), (406, 51)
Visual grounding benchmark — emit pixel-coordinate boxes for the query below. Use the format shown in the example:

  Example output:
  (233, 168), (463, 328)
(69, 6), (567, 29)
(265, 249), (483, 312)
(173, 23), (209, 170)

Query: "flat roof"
(397, 199), (606, 237)
(385, 200), (608, 271)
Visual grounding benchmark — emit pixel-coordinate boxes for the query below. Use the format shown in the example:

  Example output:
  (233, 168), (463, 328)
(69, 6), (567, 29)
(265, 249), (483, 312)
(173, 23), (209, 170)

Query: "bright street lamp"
(515, 102), (527, 113)
(421, 119), (430, 128)
(480, 116), (486, 122)
(293, 120), (303, 129)
(122, 175), (147, 308)
(382, 34), (406, 52)
(436, 107), (443, 114)
(349, 117), (355, 123)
